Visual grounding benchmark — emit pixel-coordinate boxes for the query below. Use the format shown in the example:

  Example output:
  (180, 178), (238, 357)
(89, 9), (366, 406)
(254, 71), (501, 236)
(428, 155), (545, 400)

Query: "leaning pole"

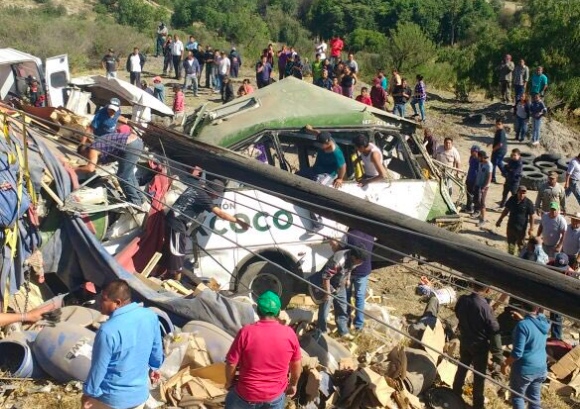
(142, 124), (580, 319)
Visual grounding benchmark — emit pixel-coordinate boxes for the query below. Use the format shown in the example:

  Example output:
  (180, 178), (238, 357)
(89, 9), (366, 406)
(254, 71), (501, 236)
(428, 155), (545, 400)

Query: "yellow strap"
(2, 117), (24, 311)
(21, 120), (36, 205)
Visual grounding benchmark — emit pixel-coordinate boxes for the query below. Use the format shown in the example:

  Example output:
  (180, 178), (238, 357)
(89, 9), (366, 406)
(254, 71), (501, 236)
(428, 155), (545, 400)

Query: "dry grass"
(0, 377), (81, 409)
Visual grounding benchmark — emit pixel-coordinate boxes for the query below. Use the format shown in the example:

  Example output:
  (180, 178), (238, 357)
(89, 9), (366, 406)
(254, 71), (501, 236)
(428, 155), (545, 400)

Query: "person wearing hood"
(502, 302), (548, 409)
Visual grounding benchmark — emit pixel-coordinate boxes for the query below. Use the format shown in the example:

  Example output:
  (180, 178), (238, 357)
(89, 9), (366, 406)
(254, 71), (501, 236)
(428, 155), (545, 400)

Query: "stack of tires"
(505, 152), (571, 191)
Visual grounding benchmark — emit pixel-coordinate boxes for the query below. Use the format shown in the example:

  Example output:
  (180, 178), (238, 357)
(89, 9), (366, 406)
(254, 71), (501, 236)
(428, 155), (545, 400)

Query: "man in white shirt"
(218, 51), (231, 91)
(435, 137), (461, 195)
(316, 40), (327, 61)
(346, 53), (359, 74)
(125, 47), (145, 86)
(172, 35), (185, 80)
(566, 153), (580, 207)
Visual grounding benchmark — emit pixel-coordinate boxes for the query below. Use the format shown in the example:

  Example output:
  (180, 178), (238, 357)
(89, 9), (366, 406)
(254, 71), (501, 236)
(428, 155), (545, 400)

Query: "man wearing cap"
(87, 98), (126, 139)
(101, 49), (119, 79)
(300, 125), (346, 188)
(473, 150), (492, 228)
(535, 171), (566, 215)
(162, 180), (250, 280)
(546, 253), (575, 340)
(563, 213), (580, 269)
(537, 202), (567, 258)
(152, 76), (165, 103)
(75, 127), (145, 207)
(225, 291), (301, 409)
(370, 77), (387, 110)
(565, 152), (580, 207)
(496, 185), (535, 255)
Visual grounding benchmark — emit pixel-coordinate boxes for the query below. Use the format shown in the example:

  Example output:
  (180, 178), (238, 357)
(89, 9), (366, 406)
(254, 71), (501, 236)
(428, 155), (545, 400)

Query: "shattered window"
(374, 133), (416, 180)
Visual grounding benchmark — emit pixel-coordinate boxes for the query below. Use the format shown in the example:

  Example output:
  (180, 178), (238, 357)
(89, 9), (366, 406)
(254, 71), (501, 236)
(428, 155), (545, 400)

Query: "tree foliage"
(386, 23), (436, 73)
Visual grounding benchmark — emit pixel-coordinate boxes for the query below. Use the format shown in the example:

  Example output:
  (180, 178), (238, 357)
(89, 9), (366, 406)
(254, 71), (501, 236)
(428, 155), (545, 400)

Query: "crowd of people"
(499, 55), (549, 146)
(100, 26), (432, 123)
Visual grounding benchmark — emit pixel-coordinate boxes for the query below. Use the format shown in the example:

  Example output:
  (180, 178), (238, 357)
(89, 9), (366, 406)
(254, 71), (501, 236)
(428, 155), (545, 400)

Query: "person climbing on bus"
(297, 124), (346, 189)
(75, 125), (144, 206)
(352, 134), (386, 186)
(161, 179), (251, 280)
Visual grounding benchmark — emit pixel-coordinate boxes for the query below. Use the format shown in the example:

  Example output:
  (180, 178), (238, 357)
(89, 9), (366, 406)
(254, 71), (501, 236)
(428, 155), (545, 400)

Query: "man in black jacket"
(126, 47), (146, 86)
(499, 148), (523, 208)
(453, 284), (503, 409)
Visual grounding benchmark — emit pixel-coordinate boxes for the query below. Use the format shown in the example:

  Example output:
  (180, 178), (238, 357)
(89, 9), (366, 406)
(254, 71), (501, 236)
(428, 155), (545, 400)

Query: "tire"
(521, 164), (537, 174)
(519, 152), (536, 165)
(534, 160), (558, 172)
(238, 261), (295, 308)
(557, 158), (571, 171)
(536, 152), (562, 163)
(520, 171), (547, 191)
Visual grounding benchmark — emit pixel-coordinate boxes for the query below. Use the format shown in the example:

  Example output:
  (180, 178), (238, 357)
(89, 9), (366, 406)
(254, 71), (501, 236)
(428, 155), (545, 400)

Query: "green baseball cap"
(550, 202), (559, 210)
(257, 291), (281, 316)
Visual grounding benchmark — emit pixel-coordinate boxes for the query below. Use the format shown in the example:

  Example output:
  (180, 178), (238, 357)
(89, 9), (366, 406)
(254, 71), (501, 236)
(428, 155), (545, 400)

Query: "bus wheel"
(238, 261), (295, 308)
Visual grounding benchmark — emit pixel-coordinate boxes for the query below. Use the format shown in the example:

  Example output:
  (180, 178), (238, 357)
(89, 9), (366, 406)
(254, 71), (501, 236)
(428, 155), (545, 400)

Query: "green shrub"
(347, 29), (388, 54)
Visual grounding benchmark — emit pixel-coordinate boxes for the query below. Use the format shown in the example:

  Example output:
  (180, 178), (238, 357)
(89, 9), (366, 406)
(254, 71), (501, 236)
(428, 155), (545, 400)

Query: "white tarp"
(70, 75), (174, 117)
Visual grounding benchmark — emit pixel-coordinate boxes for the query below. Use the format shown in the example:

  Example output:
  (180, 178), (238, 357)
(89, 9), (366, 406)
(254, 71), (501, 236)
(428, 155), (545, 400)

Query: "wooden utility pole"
(142, 125), (580, 319)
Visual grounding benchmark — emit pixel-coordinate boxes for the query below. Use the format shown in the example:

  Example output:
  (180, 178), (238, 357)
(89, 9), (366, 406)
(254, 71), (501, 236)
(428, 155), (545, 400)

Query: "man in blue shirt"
(299, 125), (346, 188)
(529, 66), (548, 97)
(82, 280), (163, 409)
(502, 302), (549, 409)
(255, 55), (272, 89)
(88, 98), (125, 138)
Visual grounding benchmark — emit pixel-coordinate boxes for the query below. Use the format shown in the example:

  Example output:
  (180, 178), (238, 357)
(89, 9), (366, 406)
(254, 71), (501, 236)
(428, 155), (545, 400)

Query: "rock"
(463, 113), (486, 125)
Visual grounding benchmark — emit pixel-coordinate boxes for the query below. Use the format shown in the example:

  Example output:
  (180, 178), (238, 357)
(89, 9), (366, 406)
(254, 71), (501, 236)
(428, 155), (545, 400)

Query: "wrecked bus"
(155, 78), (460, 304)
(0, 48), (70, 108)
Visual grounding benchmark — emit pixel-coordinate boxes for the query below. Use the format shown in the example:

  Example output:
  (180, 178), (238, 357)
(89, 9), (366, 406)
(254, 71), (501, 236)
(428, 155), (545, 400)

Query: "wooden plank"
(141, 252), (162, 278)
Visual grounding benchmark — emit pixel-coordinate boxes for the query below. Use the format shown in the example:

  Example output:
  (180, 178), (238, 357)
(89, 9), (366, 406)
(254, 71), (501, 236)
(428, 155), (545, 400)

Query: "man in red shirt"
(329, 35), (344, 65)
(225, 291), (302, 409)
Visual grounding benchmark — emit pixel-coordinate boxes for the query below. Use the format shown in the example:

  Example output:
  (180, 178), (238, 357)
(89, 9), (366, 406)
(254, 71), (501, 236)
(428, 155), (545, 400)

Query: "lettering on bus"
(204, 210), (294, 235)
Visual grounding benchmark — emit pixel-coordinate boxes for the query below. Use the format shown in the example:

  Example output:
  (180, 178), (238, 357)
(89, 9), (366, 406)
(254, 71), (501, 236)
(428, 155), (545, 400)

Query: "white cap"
(107, 104), (119, 112)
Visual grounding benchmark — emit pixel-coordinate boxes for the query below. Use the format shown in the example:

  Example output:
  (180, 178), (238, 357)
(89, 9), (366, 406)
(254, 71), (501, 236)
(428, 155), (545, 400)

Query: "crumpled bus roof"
(193, 77), (417, 147)
(0, 48), (42, 66)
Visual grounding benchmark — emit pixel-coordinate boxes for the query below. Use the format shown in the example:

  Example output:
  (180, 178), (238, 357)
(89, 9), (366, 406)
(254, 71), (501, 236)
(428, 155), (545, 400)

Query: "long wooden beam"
(142, 125), (580, 319)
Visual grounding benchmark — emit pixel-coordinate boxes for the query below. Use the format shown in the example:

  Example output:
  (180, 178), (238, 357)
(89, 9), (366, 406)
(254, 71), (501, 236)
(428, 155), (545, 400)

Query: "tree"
(386, 23), (436, 72)
(114, 0), (169, 32)
(348, 29), (388, 53)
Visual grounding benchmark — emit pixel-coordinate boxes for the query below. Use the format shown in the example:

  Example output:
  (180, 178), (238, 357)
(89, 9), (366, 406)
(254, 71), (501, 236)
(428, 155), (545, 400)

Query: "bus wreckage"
(1, 78), (580, 389)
